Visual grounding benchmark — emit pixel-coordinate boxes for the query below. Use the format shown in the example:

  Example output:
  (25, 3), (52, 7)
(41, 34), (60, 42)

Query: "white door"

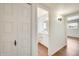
(0, 4), (32, 56)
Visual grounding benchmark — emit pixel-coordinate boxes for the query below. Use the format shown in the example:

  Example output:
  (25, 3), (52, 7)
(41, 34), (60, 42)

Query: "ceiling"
(37, 7), (48, 18)
(44, 3), (79, 16)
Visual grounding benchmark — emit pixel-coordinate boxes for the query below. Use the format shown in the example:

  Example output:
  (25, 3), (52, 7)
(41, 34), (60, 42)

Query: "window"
(67, 15), (79, 21)
(67, 23), (78, 29)
(67, 15), (79, 29)
(43, 22), (47, 30)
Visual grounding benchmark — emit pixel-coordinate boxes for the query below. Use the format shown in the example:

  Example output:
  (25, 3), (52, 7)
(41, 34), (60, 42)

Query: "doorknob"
(14, 40), (17, 46)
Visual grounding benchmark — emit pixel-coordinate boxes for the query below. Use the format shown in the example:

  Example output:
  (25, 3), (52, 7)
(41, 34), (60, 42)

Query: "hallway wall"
(49, 7), (66, 55)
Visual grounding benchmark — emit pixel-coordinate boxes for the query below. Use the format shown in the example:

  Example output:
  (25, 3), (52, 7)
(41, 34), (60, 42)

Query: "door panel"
(0, 4), (17, 56)
(0, 4), (31, 56)
(12, 4), (31, 55)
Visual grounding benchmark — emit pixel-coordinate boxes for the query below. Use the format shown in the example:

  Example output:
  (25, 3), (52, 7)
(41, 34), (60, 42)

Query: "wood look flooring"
(38, 43), (48, 56)
(53, 37), (79, 56)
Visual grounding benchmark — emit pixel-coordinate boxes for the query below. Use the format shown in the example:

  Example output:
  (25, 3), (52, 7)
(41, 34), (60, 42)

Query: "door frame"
(31, 4), (38, 56)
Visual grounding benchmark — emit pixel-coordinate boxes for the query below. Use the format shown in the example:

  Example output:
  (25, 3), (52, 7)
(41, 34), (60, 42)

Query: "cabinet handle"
(14, 40), (16, 46)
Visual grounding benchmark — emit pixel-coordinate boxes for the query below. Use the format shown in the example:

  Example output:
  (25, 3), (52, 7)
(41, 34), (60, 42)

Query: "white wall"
(38, 34), (49, 47)
(49, 8), (66, 55)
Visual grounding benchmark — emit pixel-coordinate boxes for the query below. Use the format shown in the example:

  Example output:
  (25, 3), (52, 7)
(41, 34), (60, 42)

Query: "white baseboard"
(49, 44), (67, 56)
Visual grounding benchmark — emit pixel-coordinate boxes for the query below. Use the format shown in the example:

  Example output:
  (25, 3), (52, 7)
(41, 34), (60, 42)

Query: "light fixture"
(57, 16), (62, 21)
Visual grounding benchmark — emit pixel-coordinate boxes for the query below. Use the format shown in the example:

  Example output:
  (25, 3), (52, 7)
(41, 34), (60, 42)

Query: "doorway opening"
(66, 14), (79, 56)
(37, 6), (49, 56)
